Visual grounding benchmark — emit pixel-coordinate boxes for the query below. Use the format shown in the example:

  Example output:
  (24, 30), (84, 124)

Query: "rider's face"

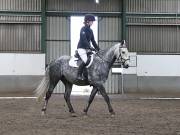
(88, 21), (93, 26)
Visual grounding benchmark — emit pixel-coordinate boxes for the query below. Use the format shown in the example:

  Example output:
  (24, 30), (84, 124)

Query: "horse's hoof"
(83, 112), (88, 118)
(41, 111), (46, 115)
(70, 113), (77, 117)
(111, 114), (115, 117)
(111, 112), (115, 117)
(83, 114), (88, 118)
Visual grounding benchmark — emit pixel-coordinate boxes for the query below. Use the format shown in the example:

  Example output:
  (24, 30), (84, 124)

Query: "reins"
(93, 43), (129, 64)
(95, 52), (111, 63)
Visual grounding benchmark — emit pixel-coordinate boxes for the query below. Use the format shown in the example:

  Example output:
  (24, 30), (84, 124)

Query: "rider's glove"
(96, 46), (100, 52)
(90, 47), (97, 52)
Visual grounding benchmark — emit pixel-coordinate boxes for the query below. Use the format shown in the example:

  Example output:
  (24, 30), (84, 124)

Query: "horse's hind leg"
(63, 80), (75, 116)
(83, 87), (98, 115)
(41, 79), (59, 115)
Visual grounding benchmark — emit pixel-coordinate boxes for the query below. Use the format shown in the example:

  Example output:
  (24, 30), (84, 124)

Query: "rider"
(77, 14), (100, 80)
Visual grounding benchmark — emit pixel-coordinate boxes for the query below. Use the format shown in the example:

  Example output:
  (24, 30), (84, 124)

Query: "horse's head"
(115, 40), (130, 68)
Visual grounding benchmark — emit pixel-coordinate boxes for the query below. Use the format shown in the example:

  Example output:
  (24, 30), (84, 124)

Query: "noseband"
(117, 47), (130, 64)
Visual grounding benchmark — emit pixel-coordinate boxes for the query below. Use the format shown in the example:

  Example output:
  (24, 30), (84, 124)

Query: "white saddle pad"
(69, 55), (94, 68)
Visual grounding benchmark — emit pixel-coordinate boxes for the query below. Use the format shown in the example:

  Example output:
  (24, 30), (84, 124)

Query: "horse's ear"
(121, 40), (126, 47)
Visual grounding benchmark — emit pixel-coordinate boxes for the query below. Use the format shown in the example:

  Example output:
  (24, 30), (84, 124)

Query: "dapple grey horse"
(35, 40), (129, 116)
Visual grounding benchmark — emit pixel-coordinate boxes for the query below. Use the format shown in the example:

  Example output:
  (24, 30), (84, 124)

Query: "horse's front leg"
(97, 84), (115, 116)
(83, 87), (98, 115)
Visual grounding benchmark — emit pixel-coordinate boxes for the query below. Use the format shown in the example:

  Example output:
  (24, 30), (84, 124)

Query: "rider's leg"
(77, 61), (86, 80)
(77, 49), (87, 80)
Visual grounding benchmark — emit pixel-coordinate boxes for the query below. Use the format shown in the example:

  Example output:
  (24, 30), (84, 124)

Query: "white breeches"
(77, 48), (87, 63)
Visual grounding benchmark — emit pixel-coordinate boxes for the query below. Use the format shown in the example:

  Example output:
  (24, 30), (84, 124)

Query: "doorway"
(70, 16), (98, 95)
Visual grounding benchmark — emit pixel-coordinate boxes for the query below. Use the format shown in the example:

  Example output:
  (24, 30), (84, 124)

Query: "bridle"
(117, 46), (130, 64)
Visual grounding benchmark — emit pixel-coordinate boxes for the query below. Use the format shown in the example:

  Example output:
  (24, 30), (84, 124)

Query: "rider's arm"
(91, 30), (100, 51)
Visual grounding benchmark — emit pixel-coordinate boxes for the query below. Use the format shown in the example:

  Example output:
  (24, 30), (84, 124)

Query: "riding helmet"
(84, 14), (95, 22)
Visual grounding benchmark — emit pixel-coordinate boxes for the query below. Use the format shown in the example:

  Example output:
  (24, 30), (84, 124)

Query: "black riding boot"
(77, 61), (86, 80)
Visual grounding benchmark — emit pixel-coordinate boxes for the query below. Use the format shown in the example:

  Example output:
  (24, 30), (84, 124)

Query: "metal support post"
(121, 64), (124, 95)
(41, 0), (47, 53)
(121, 0), (127, 40)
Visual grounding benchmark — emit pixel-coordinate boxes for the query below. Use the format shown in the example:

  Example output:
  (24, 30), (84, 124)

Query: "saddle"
(69, 50), (94, 68)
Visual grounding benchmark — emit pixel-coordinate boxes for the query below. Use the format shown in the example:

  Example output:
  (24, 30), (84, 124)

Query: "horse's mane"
(96, 45), (115, 57)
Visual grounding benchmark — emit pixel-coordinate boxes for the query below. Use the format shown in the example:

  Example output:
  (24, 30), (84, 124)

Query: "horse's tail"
(34, 66), (50, 102)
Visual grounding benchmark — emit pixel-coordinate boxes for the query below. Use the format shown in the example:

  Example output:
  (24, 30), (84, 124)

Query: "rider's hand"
(90, 47), (96, 52)
(96, 47), (100, 52)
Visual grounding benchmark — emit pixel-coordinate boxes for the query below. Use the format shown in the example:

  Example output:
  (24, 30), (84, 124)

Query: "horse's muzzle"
(122, 61), (129, 68)
(123, 64), (129, 68)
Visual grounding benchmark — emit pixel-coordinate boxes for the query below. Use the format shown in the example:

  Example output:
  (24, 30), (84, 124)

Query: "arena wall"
(0, 53), (45, 95)
(113, 54), (180, 94)
(1, 0), (180, 95)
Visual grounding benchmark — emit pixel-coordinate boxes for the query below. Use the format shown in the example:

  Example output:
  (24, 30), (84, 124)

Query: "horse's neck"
(103, 46), (117, 67)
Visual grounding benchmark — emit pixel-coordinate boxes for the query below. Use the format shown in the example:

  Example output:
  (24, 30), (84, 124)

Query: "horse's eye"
(122, 51), (125, 54)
